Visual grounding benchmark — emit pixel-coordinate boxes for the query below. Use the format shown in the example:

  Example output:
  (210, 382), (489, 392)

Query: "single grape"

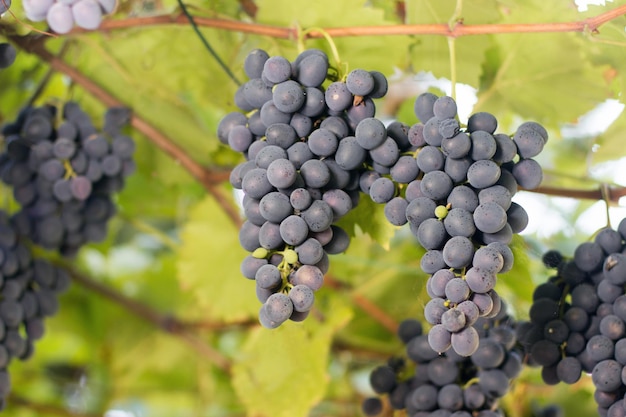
(264, 293), (293, 325)
(273, 80), (305, 113)
(262, 56), (291, 84)
(296, 54), (328, 87)
(71, 0), (102, 30)
(414, 93), (438, 122)
(325, 82), (352, 112)
(450, 326), (479, 356)
(0, 43), (16, 69)
(346, 69), (375, 96)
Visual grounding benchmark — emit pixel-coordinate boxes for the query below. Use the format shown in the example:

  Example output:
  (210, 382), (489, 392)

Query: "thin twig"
(325, 275), (399, 334)
(5, 34), (241, 227)
(119, 214), (180, 251)
(26, 41), (71, 106)
(176, 0), (241, 86)
(56, 260), (233, 372)
(79, 4), (626, 38)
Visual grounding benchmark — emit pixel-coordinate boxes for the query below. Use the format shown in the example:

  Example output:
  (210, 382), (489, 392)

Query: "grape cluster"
(519, 218), (626, 417)
(363, 305), (522, 417)
(22, 0), (115, 34)
(219, 48), (389, 327)
(0, 211), (71, 408)
(0, 43), (15, 70)
(0, 102), (134, 257)
(365, 92), (546, 356)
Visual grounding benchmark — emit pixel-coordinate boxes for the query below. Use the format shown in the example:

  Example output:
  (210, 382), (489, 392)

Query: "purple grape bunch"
(363, 304), (523, 417)
(362, 92), (547, 356)
(22, 0), (115, 34)
(519, 218), (626, 417)
(0, 212), (72, 409)
(0, 102), (135, 257)
(218, 48), (389, 328)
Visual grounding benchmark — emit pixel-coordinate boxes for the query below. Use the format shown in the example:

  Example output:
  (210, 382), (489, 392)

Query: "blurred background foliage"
(0, 0), (626, 416)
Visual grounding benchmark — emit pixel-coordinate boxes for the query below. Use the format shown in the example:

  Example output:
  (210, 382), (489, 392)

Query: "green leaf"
(405, 0), (500, 87)
(331, 229), (426, 352)
(177, 195), (259, 322)
(475, 33), (611, 128)
(232, 296), (352, 417)
(497, 235), (535, 318)
(336, 195), (396, 250)
(67, 27), (245, 166)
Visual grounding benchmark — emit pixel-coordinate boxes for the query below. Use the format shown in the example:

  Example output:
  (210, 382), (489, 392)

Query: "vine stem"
(527, 184), (626, 204)
(5, 34), (241, 228)
(86, 4), (626, 38)
(56, 260), (233, 373)
(325, 275), (399, 334)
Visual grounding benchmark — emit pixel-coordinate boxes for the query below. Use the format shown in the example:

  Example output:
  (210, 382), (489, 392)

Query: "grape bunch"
(519, 217), (626, 417)
(365, 92), (546, 356)
(363, 305), (522, 417)
(218, 48), (389, 328)
(22, 0), (115, 34)
(0, 211), (71, 409)
(0, 43), (15, 70)
(0, 102), (134, 257)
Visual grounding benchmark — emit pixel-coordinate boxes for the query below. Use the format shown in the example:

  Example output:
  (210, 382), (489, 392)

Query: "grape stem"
(447, 37), (457, 101)
(601, 183), (612, 228)
(447, 0), (463, 100)
(62, 160), (77, 179)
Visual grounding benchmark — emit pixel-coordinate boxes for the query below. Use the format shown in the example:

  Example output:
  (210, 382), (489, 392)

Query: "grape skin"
(71, 0), (102, 30)
(0, 43), (17, 69)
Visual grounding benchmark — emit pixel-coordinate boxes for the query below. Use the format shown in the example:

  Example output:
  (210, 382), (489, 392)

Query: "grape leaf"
(232, 296), (352, 417)
(497, 235), (535, 317)
(177, 195), (259, 322)
(404, 0), (500, 88)
(68, 27), (244, 166)
(336, 195), (396, 250)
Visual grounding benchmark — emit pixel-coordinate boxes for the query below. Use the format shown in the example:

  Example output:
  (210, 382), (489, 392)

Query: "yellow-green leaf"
(177, 195), (258, 322)
(232, 297), (352, 417)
